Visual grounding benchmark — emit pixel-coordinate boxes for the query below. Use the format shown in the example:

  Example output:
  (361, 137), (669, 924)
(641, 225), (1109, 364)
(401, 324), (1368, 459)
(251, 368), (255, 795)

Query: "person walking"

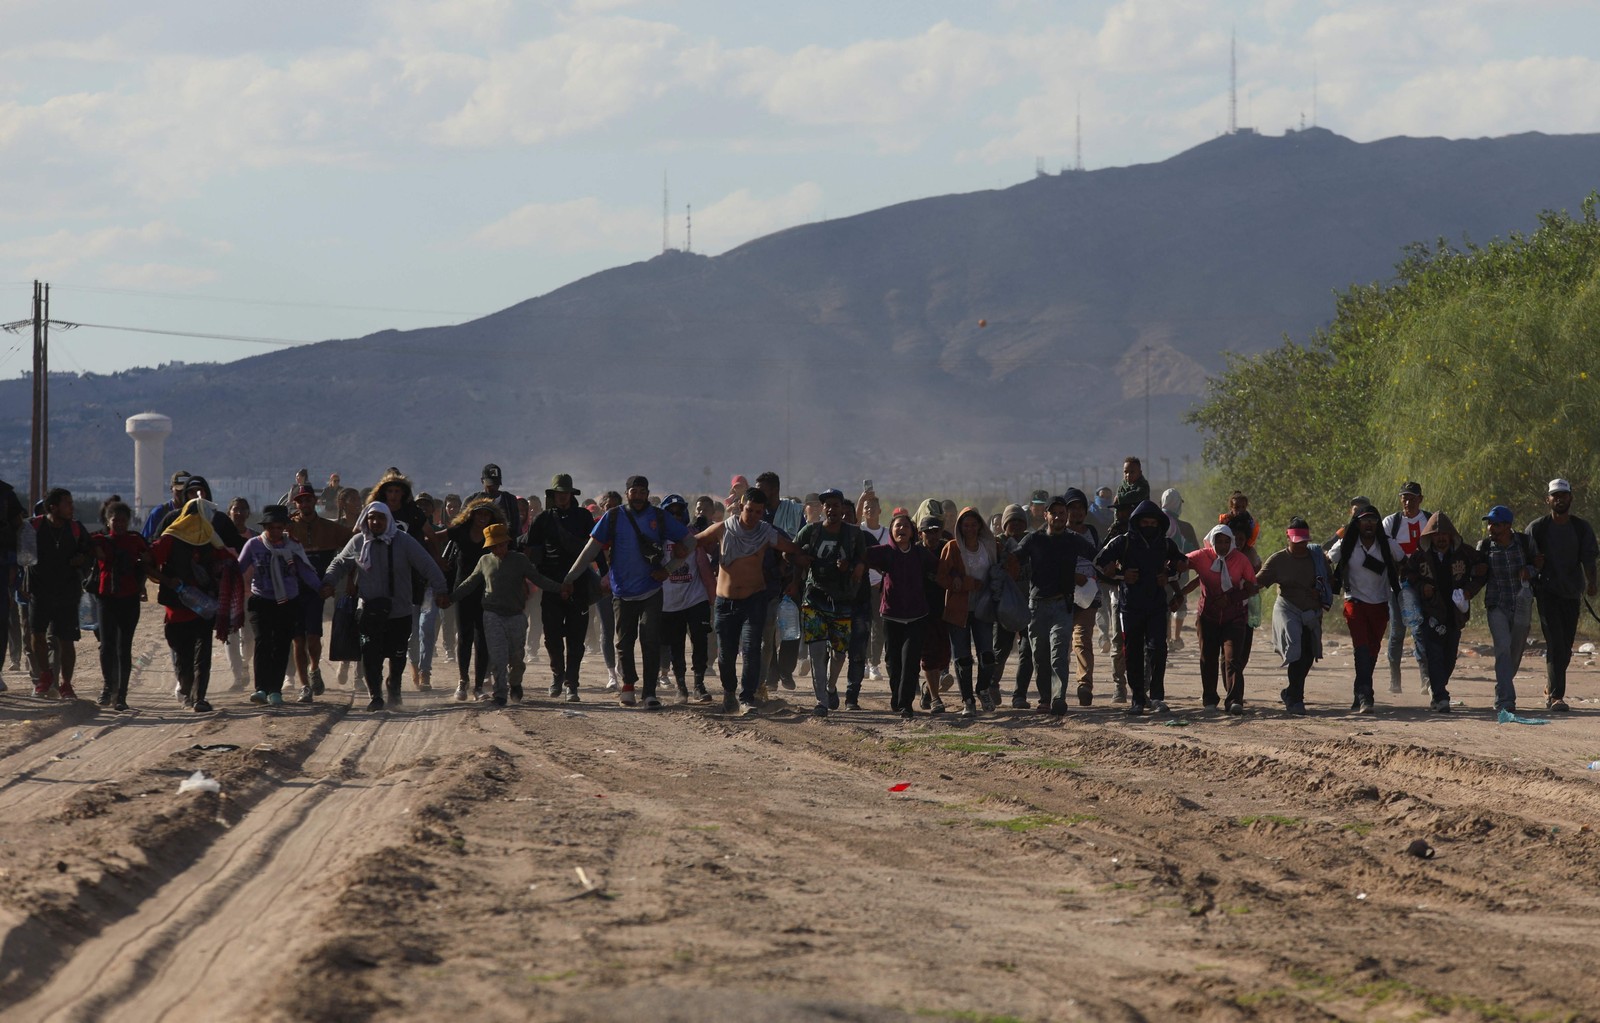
(863, 512), (939, 720)
(1404, 513), (1485, 713)
(141, 471), (192, 541)
(1476, 505), (1535, 714)
(658, 494), (716, 704)
(1161, 489), (1199, 652)
(1095, 499), (1186, 715)
(448, 522), (564, 706)
(936, 506), (1000, 717)
(149, 497), (233, 712)
(322, 502), (447, 711)
(1019, 495), (1098, 716)
(25, 488), (92, 699)
(796, 489), (868, 717)
(522, 473), (597, 703)
(467, 464), (520, 536)
(236, 505), (324, 707)
(1179, 524), (1257, 714)
(565, 475), (693, 709)
(1383, 482), (1433, 694)
(1329, 505), (1401, 713)
(856, 490), (890, 682)
(1255, 517), (1335, 715)
(444, 498), (501, 701)
(89, 501), (150, 710)
(1527, 479), (1599, 712)
(289, 483), (350, 701)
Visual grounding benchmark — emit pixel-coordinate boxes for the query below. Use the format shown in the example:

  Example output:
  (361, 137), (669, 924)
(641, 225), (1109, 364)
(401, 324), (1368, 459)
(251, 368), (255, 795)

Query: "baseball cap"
(1029, 489), (1049, 505)
(626, 474), (649, 491)
(1482, 505), (1513, 524)
(1399, 481), (1423, 498)
(1549, 478), (1572, 494)
(918, 516), (944, 531)
(730, 474), (749, 489)
(1046, 494), (1070, 510)
(818, 488), (846, 504)
(661, 493), (687, 510)
(482, 463), (502, 481)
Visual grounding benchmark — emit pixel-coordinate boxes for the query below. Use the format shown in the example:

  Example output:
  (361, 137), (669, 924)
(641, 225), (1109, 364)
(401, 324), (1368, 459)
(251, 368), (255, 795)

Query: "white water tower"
(125, 412), (173, 520)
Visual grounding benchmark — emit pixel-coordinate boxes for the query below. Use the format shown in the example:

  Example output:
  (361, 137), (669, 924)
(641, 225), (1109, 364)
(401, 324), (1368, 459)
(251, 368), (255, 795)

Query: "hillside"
(6, 127), (1600, 499)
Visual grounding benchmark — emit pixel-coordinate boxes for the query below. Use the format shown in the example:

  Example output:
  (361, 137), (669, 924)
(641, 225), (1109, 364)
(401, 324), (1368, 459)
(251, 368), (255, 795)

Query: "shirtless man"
(694, 488), (805, 714)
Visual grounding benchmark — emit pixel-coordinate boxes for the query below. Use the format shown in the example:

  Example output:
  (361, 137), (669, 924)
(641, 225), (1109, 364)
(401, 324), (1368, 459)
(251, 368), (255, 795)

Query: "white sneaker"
(453, 682), (469, 702)
(604, 669), (620, 692)
(866, 664), (880, 681)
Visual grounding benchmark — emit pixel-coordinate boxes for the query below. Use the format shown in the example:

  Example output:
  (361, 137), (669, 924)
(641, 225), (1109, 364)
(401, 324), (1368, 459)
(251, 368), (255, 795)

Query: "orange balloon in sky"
(977, 318), (987, 328)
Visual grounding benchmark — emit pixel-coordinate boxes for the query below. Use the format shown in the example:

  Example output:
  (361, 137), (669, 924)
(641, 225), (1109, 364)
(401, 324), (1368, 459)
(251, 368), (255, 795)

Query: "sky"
(2, 0), (1598, 378)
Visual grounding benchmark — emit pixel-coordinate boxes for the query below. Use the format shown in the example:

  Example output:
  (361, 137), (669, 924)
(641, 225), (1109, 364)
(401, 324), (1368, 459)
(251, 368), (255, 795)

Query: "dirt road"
(2, 620), (1597, 1023)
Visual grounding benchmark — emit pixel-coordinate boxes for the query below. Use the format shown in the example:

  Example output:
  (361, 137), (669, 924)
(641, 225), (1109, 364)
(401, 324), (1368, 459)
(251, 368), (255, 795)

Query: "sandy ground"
(2, 610), (1599, 1023)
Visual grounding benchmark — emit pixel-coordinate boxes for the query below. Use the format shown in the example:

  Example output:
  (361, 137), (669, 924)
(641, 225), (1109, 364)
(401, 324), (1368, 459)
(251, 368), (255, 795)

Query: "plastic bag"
(777, 596), (801, 642)
(78, 592), (99, 632)
(1246, 592), (1262, 630)
(177, 770), (221, 794)
(993, 569), (1029, 634)
(1399, 584), (1424, 632)
(1073, 558), (1099, 610)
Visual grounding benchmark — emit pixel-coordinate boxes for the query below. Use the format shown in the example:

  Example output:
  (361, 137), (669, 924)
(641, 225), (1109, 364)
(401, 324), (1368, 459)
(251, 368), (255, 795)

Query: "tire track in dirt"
(4, 697), (502, 1022)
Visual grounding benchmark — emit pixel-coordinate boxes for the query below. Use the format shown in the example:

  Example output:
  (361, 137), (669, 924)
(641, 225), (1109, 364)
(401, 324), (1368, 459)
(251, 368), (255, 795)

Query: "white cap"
(1549, 478), (1572, 494)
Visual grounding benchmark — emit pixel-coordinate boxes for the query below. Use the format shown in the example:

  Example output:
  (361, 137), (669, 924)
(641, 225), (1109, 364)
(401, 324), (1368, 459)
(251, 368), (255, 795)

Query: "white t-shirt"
(860, 523), (890, 585)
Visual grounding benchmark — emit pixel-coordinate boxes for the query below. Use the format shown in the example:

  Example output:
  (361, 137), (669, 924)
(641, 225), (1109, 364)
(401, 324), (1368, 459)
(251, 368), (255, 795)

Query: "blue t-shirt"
(591, 504), (690, 600)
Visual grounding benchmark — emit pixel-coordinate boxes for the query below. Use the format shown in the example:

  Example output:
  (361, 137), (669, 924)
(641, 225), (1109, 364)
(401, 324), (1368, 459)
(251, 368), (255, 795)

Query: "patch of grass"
(1101, 881), (1139, 891)
(976, 812), (1097, 833)
(1340, 821), (1374, 836)
(913, 1010), (1028, 1023)
(1222, 903), (1252, 915)
(1019, 757), (1083, 771)
(1236, 814), (1303, 828)
(1054, 887), (1078, 895)
(1270, 965), (1567, 1022)
(937, 818), (964, 827)
(890, 733), (1013, 755)
(527, 969), (578, 983)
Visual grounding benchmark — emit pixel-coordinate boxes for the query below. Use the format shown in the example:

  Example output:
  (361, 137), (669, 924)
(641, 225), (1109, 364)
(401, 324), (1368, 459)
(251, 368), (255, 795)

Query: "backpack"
(1306, 542), (1335, 611)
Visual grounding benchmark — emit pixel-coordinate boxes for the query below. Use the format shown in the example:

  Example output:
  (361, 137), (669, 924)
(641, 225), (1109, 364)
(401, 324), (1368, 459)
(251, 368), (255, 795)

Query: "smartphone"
(863, 479), (874, 491)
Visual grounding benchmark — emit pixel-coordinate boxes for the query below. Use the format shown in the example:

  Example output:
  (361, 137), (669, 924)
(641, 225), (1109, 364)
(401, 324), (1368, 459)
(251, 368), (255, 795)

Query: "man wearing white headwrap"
(1179, 524), (1257, 714)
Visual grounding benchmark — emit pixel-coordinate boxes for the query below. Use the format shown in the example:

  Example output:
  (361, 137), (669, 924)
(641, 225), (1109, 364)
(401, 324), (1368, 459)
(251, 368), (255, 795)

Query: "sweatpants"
(361, 614), (412, 700)
(883, 616), (927, 713)
(541, 592), (590, 690)
(662, 601), (711, 687)
(96, 595), (140, 702)
(1536, 592), (1580, 702)
(1121, 603), (1169, 705)
(247, 595), (301, 696)
(166, 617), (214, 703)
(482, 609), (527, 700)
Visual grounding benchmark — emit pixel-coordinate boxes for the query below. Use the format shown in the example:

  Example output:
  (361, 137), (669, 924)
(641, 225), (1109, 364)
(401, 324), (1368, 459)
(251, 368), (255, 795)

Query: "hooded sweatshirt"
(1161, 488), (1198, 554)
(1403, 511), (1485, 629)
(1095, 499), (1186, 613)
(936, 507), (998, 625)
(323, 503), (447, 619)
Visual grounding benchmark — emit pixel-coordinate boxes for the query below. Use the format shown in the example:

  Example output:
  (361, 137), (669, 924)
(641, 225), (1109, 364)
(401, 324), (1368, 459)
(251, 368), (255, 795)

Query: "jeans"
(846, 600), (871, 699)
(948, 612), (995, 702)
(1197, 616), (1248, 707)
(715, 592), (769, 703)
(1121, 602), (1168, 705)
(409, 593), (439, 676)
(661, 601), (711, 686)
(1027, 598), (1074, 705)
(1418, 621), (1460, 702)
(1485, 603), (1529, 710)
(482, 609), (527, 700)
(96, 595), (140, 701)
(455, 594), (489, 688)
(541, 592), (590, 690)
(1343, 599), (1389, 703)
(614, 590), (665, 697)
(1536, 591), (1580, 701)
(883, 616), (927, 712)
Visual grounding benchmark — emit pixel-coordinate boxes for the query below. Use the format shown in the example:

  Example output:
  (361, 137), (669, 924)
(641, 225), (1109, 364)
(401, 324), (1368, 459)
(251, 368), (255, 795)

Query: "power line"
(59, 321), (307, 348)
(45, 282), (478, 318)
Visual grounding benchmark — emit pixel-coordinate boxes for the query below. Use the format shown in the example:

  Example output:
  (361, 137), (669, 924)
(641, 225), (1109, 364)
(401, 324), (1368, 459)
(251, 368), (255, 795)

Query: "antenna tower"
(1074, 94), (1084, 171)
(1228, 29), (1237, 134)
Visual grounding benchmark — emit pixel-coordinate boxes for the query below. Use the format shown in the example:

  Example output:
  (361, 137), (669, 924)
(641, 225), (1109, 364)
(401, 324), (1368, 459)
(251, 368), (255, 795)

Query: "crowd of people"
(0, 457), (1594, 721)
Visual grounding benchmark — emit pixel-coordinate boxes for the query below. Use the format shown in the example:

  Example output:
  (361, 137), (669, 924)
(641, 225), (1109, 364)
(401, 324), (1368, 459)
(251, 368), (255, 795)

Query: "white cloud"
(0, 221), (230, 279)
(471, 182), (825, 256)
(1351, 56), (1600, 139)
(99, 262), (220, 290)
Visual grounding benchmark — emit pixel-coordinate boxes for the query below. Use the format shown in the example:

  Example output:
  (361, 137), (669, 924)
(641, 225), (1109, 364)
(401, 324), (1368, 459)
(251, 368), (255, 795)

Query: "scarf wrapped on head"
(356, 502), (397, 571)
(164, 498), (223, 549)
(1205, 524), (1236, 592)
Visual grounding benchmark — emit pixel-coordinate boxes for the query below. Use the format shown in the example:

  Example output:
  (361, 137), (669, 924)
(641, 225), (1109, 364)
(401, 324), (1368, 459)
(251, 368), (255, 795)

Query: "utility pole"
(31, 281), (47, 507)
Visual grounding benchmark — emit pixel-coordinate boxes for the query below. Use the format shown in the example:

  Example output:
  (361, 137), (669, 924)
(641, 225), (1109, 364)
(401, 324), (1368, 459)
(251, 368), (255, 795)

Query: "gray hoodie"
(323, 502), (447, 619)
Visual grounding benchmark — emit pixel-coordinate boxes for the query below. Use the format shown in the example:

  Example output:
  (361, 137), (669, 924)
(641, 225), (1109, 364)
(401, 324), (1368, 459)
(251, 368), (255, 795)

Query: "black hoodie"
(1094, 499), (1185, 613)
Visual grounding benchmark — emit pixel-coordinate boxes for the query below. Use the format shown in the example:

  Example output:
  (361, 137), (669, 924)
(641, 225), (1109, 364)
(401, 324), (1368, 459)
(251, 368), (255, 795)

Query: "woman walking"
(148, 498), (232, 713)
(236, 505), (323, 706)
(863, 512), (938, 720)
(90, 501), (149, 711)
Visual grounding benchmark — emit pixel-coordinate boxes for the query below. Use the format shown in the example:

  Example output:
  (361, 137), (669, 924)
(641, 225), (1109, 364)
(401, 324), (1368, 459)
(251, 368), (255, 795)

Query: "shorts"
(300, 590), (326, 637)
(801, 605), (851, 655)
(29, 600), (81, 643)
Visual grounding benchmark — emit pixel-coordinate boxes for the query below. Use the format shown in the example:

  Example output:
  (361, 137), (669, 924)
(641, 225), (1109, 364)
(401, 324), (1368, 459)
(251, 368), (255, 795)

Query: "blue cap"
(1482, 505), (1513, 524)
(661, 493), (687, 510)
(817, 488), (846, 504)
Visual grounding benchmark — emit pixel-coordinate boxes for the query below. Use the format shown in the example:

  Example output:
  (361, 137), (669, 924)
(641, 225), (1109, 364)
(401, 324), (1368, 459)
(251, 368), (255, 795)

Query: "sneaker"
(756, 684), (770, 703)
(491, 694), (507, 707)
(619, 685), (637, 706)
(642, 695), (662, 710)
(812, 704), (828, 718)
(900, 707), (914, 720)
(780, 674), (796, 691)
(510, 685), (523, 703)
(565, 689), (581, 703)
(475, 689), (492, 703)
(1049, 697), (1068, 717)
(454, 682), (469, 702)
(311, 668), (325, 696)
(388, 688), (404, 707)
(844, 698), (861, 711)
(193, 699), (213, 713)
(297, 686), (313, 705)
(1548, 698), (1571, 712)
(677, 687), (690, 705)
(181, 693), (195, 709)
(548, 681), (565, 698)
(113, 699), (130, 712)
(1076, 682), (1093, 707)
(938, 671), (954, 693)
(723, 692), (739, 713)
(58, 681), (78, 701)
(1430, 698), (1452, 713)
(920, 688), (932, 710)
(97, 690), (113, 707)
(1112, 683), (1128, 704)
(691, 686), (712, 704)
(250, 690), (268, 704)
(1286, 702), (1308, 716)
(1225, 702), (1244, 716)
(604, 669), (620, 692)
(1169, 636), (1185, 652)
(959, 699), (977, 718)
(1355, 698), (1374, 714)
(1151, 700), (1170, 714)
(36, 669), (54, 697)
(1011, 696), (1031, 710)
(366, 697), (385, 711)
(1123, 701), (1145, 716)
(419, 671), (432, 691)
(737, 699), (757, 716)
(930, 700), (946, 715)
(827, 689), (840, 711)
(266, 692), (284, 706)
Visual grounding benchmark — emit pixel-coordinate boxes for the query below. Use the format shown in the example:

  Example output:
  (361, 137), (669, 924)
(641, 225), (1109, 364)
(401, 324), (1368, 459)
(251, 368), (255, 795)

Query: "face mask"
(1139, 523), (1163, 541)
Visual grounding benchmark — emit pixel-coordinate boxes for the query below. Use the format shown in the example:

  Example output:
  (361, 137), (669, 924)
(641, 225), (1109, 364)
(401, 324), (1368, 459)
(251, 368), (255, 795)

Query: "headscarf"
(163, 498), (223, 549)
(356, 502), (397, 570)
(1205, 523), (1235, 592)
(262, 532), (316, 603)
(1161, 488), (1185, 542)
